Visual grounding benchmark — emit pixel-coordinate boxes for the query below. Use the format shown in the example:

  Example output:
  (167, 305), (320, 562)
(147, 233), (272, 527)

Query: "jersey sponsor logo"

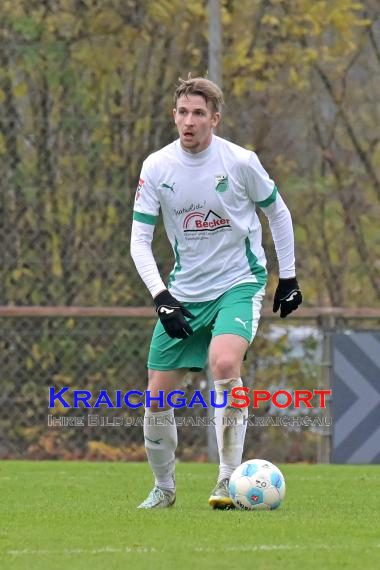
(135, 178), (145, 201)
(215, 174), (229, 193)
(183, 210), (231, 232)
(172, 201), (206, 216)
(160, 181), (176, 193)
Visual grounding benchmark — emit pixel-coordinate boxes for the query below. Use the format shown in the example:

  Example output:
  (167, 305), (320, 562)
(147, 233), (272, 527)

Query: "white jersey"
(131, 135), (295, 302)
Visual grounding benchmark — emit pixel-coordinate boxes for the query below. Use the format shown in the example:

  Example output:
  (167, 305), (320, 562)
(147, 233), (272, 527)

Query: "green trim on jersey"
(245, 237), (267, 284)
(168, 238), (181, 289)
(133, 211), (158, 225)
(256, 185), (278, 208)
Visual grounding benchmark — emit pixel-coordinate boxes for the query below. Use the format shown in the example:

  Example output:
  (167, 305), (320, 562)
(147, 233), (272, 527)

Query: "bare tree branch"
(315, 64), (380, 201)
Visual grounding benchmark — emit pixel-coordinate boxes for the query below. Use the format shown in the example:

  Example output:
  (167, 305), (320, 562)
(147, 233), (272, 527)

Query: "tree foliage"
(1, 0), (378, 461)
(0, 0), (379, 307)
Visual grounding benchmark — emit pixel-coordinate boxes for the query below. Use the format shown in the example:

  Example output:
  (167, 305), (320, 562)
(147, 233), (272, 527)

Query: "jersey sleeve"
(244, 152), (278, 207)
(244, 153), (295, 277)
(260, 192), (296, 278)
(130, 220), (166, 298)
(130, 158), (166, 298)
(132, 159), (160, 226)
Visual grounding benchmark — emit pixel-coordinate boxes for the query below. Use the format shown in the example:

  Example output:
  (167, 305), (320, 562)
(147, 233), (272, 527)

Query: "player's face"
(173, 95), (221, 154)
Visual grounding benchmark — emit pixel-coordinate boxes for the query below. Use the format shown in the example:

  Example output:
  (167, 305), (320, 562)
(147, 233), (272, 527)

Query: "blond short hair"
(174, 76), (224, 114)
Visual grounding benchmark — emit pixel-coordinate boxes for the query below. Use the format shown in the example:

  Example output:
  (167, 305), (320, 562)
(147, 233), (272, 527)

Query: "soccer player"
(130, 76), (302, 509)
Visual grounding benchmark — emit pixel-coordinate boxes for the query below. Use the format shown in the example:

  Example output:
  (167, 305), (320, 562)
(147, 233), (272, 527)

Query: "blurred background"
(0, 0), (379, 463)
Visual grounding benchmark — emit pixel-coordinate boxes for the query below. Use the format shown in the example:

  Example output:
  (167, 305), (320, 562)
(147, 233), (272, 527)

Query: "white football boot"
(208, 478), (235, 509)
(137, 486), (176, 509)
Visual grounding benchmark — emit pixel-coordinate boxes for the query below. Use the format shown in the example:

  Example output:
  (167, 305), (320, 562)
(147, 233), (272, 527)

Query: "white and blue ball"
(229, 459), (286, 510)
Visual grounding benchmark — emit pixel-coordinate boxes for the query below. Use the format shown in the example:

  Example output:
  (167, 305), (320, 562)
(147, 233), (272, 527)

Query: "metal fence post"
(318, 315), (335, 463)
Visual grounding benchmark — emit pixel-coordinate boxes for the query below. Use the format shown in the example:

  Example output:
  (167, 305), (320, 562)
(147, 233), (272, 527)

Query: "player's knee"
(145, 400), (171, 413)
(210, 354), (240, 380)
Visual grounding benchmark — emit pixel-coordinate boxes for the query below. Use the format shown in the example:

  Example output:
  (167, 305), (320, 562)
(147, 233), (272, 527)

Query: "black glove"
(154, 289), (195, 339)
(273, 277), (302, 318)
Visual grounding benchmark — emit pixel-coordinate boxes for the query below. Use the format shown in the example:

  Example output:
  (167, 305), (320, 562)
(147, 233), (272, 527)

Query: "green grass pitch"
(0, 461), (379, 570)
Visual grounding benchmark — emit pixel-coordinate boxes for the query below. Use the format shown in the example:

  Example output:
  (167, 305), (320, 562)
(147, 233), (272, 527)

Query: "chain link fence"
(1, 21), (379, 309)
(0, 31), (178, 308)
(1, 5), (379, 463)
(0, 310), (330, 462)
(2, 309), (380, 462)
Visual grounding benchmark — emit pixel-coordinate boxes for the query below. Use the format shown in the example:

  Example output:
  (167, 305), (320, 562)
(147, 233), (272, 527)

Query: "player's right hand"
(153, 289), (195, 339)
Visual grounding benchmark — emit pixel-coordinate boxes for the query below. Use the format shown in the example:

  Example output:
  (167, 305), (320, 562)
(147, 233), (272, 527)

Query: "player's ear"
(173, 108), (177, 122)
(212, 112), (221, 128)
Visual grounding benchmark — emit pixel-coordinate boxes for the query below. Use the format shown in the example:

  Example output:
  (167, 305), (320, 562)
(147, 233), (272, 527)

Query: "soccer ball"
(229, 459), (286, 510)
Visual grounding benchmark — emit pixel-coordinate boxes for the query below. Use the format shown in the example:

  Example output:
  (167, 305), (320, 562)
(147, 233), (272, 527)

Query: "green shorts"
(148, 281), (266, 372)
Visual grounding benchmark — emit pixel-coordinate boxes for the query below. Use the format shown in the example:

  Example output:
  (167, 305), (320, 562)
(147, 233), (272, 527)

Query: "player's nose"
(184, 113), (194, 126)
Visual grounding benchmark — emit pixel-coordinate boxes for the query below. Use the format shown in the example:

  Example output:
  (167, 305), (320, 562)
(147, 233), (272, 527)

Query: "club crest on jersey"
(215, 174), (228, 193)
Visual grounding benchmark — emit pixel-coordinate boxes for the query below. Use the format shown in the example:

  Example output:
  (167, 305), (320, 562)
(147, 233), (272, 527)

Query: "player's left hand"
(273, 277), (302, 318)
